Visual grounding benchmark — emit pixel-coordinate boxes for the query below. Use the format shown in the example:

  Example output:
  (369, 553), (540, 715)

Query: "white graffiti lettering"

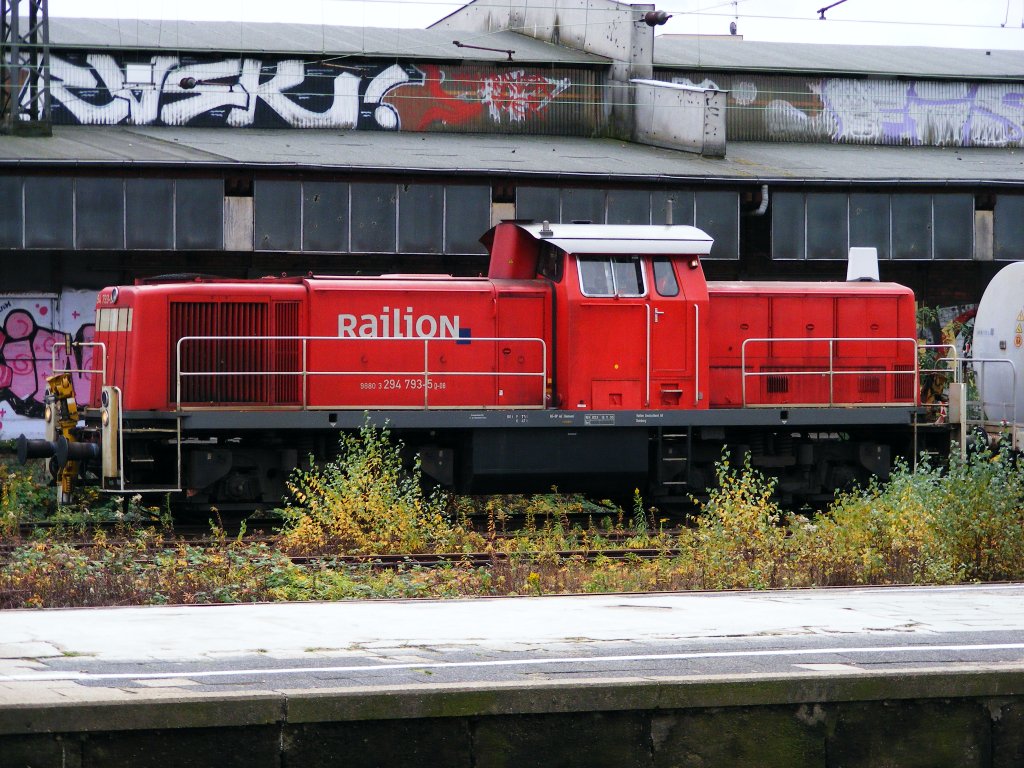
(49, 54), (415, 129)
(479, 71), (570, 123)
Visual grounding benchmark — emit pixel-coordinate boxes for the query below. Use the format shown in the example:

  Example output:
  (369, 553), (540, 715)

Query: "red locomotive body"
(707, 282), (917, 409)
(27, 221), (925, 508)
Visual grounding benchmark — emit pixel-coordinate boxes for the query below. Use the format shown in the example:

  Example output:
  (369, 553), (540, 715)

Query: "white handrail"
(694, 302), (700, 405)
(51, 340), (108, 387)
(968, 357), (1018, 451)
(739, 336), (919, 407)
(174, 335), (548, 412)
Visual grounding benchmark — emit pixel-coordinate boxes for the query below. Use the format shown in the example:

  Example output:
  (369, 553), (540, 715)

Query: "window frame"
(576, 254), (648, 298)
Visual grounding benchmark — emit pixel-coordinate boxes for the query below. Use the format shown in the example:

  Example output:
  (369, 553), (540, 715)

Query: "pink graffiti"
(1, 307), (95, 420)
(2, 323), (61, 404)
(5, 309), (34, 340)
(479, 71), (570, 124)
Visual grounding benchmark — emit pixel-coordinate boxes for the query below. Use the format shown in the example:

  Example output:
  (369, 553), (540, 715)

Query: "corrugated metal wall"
(657, 70), (1024, 148)
(48, 50), (605, 135)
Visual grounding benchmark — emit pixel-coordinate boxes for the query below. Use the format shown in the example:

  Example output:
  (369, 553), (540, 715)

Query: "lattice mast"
(1, 0), (51, 135)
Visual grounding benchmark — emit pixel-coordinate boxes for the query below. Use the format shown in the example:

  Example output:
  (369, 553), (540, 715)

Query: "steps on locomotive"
(912, 419), (954, 466)
(108, 421), (181, 492)
(655, 430), (691, 487)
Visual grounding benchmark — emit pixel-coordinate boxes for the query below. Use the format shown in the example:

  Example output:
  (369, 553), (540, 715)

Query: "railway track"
(290, 546), (680, 568)
(1, 524), (683, 567)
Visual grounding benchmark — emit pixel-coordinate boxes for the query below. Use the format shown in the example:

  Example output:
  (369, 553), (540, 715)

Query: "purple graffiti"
(762, 78), (1024, 148)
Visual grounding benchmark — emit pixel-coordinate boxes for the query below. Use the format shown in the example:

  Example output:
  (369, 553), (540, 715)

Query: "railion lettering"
(338, 306), (461, 338)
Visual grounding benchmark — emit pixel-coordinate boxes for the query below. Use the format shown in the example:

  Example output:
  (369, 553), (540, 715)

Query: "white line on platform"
(3, 642), (1023, 683)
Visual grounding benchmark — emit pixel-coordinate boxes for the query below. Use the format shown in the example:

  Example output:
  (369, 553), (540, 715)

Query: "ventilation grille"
(172, 301), (270, 404)
(274, 301), (301, 404)
(858, 375), (881, 394)
(766, 375), (790, 394)
(893, 365), (915, 401)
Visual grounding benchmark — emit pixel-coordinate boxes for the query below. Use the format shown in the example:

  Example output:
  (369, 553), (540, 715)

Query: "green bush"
(1, 458), (52, 536)
(805, 448), (1024, 585)
(278, 420), (453, 554)
(930, 447), (1024, 581)
(691, 453), (789, 589)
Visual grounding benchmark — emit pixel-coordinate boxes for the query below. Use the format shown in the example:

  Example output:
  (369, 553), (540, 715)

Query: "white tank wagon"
(972, 261), (1024, 449)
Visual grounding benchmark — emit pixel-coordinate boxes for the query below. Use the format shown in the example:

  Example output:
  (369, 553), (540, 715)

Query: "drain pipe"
(750, 184), (769, 216)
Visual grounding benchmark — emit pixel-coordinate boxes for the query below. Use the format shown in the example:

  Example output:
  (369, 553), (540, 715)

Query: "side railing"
(174, 335), (548, 411)
(50, 340), (107, 388)
(966, 357), (1018, 452)
(740, 337), (919, 407)
(915, 343), (1019, 454)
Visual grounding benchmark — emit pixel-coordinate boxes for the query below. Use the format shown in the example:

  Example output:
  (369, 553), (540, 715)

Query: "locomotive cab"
(487, 222), (713, 412)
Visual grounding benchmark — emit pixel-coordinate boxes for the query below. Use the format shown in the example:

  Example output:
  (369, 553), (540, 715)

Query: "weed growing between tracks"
(2, 429), (1024, 608)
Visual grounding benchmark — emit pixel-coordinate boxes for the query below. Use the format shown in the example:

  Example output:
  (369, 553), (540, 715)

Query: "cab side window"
(578, 256), (646, 297)
(652, 257), (679, 297)
(538, 243), (564, 282)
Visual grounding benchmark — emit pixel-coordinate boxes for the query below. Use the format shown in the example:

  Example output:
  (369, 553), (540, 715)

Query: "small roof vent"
(847, 247), (879, 282)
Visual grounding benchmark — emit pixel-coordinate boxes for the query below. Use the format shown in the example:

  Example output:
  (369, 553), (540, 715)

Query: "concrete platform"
(2, 585), (1024, 767)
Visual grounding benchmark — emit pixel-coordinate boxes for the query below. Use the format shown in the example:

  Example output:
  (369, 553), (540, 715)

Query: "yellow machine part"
(46, 373), (80, 503)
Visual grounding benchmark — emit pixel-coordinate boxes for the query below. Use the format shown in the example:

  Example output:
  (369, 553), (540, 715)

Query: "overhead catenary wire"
(45, 0), (1024, 43)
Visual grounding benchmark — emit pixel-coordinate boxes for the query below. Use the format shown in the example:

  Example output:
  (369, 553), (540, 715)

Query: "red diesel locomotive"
(22, 221), (921, 509)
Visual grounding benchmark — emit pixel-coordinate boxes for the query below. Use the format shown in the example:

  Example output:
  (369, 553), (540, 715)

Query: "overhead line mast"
(0, 0), (51, 135)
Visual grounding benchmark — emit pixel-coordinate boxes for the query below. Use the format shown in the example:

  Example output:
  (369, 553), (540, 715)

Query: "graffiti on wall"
(918, 304), (977, 412)
(46, 53), (578, 131)
(0, 292), (96, 441)
(673, 73), (1024, 148)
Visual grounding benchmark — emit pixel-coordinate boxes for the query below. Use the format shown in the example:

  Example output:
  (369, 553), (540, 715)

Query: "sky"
(49, 0), (1024, 50)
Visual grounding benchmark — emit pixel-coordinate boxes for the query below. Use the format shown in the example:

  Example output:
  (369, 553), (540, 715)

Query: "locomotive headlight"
(110, 287), (119, 304)
(44, 404), (52, 423)
(101, 409), (109, 427)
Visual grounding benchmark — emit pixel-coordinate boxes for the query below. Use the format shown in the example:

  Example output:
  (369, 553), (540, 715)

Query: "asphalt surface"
(2, 584), (1023, 705)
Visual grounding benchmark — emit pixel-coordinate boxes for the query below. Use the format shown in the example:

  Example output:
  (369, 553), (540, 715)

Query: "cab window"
(652, 257), (679, 297)
(538, 243), (564, 282)
(577, 256), (646, 297)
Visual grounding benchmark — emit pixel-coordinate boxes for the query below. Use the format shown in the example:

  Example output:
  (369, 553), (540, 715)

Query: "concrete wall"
(434, 0), (658, 139)
(3, 670), (1023, 767)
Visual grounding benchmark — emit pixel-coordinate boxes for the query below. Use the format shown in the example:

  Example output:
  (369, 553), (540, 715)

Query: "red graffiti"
(408, 65), (570, 130)
(414, 65), (484, 130)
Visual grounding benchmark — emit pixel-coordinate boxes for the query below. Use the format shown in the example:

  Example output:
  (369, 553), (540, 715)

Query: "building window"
(995, 195), (1024, 260)
(350, 182), (397, 253)
(850, 193), (890, 260)
(444, 185), (490, 255)
(695, 190), (740, 260)
(771, 191), (805, 260)
(773, 191), (973, 261)
(399, 184), (443, 253)
(891, 194), (932, 259)
(932, 194), (974, 260)
(806, 192), (847, 260)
